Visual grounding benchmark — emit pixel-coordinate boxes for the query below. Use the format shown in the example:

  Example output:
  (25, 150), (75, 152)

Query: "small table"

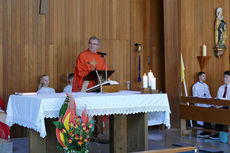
(6, 91), (171, 153)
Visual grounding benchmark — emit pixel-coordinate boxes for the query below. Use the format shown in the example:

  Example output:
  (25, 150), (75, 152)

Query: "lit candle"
(148, 70), (153, 87)
(202, 44), (207, 56)
(143, 73), (148, 88)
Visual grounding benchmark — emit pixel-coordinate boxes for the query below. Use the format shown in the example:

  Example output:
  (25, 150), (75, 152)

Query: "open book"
(86, 80), (119, 92)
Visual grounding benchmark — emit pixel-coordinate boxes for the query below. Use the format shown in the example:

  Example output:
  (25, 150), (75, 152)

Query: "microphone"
(97, 51), (107, 57)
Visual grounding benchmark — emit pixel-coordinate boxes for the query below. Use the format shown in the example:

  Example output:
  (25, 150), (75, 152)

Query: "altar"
(6, 91), (171, 153)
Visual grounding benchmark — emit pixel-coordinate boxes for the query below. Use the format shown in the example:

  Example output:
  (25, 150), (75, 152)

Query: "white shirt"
(217, 84), (230, 100)
(192, 81), (212, 98)
(63, 84), (72, 93)
(37, 87), (56, 94)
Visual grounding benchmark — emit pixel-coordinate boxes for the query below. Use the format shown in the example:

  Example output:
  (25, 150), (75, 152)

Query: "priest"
(72, 36), (108, 92)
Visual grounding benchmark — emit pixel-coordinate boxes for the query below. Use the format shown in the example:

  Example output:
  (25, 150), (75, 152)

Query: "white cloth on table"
(37, 87), (56, 94)
(6, 91), (171, 138)
(217, 84), (230, 100)
(63, 84), (72, 93)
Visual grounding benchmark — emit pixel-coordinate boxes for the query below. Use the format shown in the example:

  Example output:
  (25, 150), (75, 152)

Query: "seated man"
(209, 70), (230, 139)
(192, 72), (212, 138)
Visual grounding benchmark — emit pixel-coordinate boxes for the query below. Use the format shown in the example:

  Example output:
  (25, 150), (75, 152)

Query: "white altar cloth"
(6, 91), (171, 138)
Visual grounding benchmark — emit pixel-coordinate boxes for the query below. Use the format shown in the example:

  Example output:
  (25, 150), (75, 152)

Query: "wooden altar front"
(29, 113), (148, 153)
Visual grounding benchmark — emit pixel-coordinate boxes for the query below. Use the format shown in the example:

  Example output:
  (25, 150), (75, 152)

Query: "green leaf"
(53, 121), (65, 130)
(59, 96), (70, 118)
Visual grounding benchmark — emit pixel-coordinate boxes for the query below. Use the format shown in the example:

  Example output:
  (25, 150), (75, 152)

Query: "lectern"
(83, 70), (119, 93)
(83, 70), (114, 81)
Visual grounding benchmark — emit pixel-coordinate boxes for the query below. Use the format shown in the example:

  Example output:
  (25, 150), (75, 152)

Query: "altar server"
(209, 70), (230, 139)
(63, 73), (74, 93)
(37, 75), (56, 94)
(192, 72), (212, 138)
(192, 72), (212, 99)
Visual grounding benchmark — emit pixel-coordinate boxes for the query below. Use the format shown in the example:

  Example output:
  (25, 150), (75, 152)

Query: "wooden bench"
(132, 146), (195, 153)
(180, 96), (230, 143)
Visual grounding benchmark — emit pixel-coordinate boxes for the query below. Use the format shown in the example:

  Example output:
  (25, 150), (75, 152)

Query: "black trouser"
(203, 106), (228, 131)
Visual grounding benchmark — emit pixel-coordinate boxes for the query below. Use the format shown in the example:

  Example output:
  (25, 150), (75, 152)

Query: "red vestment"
(0, 96), (10, 139)
(72, 49), (108, 92)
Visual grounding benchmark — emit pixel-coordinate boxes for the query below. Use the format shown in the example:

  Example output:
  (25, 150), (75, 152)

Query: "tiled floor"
(7, 128), (230, 153)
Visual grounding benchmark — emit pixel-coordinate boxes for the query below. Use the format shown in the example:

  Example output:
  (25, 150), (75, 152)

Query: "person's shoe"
(198, 132), (211, 138)
(209, 134), (219, 140)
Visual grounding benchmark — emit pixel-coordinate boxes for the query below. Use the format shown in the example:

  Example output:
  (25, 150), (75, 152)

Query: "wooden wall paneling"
(15, 0), (22, 91)
(60, 0), (66, 91)
(10, 0), (16, 92)
(102, 0), (109, 39)
(130, 0), (144, 90)
(52, 0), (58, 90)
(34, 0), (39, 90)
(163, 0), (181, 128)
(6, 0), (12, 96)
(0, 1), (3, 98)
(27, 0), (33, 91)
(20, 0), (26, 91)
(47, 0), (54, 87)
(67, 0), (72, 75)
(48, 45), (54, 88)
(24, 45), (29, 91)
(56, 0), (61, 91)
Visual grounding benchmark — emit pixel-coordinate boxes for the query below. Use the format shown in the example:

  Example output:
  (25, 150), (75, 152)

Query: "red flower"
(61, 128), (66, 134)
(79, 135), (83, 140)
(89, 123), (93, 128)
(86, 129), (90, 133)
(75, 135), (79, 140)
(78, 140), (83, 146)
(83, 125), (87, 130)
(68, 138), (72, 144)
(84, 138), (88, 142)
(70, 132), (74, 137)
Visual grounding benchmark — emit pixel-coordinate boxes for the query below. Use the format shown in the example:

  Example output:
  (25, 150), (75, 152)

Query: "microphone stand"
(98, 52), (108, 82)
(88, 62), (103, 93)
(97, 52), (109, 137)
(94, 68), (103, 93)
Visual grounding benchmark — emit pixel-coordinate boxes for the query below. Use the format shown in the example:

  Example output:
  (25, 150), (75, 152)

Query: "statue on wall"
(215, 8), (227, 57)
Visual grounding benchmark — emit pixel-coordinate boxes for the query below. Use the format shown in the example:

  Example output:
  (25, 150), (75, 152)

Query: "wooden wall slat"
(0, 1), (3, 97)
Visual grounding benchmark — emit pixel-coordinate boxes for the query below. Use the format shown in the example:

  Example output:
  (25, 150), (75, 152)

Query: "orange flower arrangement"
(53, 94), (94, 153)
